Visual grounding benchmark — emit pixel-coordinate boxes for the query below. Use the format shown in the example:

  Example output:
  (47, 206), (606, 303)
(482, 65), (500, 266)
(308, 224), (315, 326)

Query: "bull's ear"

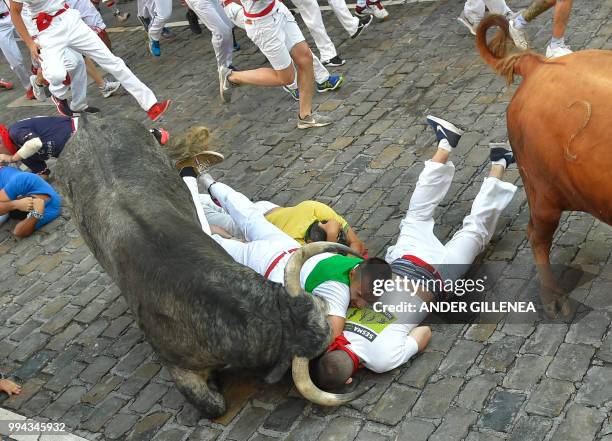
(264, 358), (291, 384)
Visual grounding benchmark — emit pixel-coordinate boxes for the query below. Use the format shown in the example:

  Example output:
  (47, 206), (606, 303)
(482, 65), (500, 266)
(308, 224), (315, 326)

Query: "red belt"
(264, 248), (297, 279)
(401, 254), (442, 280)
(243, 0), (276, 18)
(36, 4), (69, 32)
(0, 12), (9, 19)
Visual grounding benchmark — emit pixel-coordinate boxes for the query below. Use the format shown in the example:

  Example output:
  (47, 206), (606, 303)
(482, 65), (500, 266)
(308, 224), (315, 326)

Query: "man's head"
(314, 350), (354, 390)
(305, 219), (345, 244)
(349, 257), (392, 308)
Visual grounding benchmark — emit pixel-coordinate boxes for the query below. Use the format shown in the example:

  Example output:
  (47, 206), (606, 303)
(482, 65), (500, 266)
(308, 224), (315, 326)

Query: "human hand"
(29, 42), (42, 63)
(14, 197), (34, 212)
(0, 379), (21, 396)
(0, 154), (13, 165)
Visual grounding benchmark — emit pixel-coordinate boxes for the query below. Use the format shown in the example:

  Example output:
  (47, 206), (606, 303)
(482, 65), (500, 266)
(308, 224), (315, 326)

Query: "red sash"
(36, 4), (69, 32)
(243, 0), (276, 18)
(264, 248), (297, 279)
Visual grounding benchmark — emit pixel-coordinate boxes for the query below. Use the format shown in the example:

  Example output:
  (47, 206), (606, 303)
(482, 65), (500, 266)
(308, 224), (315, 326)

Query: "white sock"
(438, 139), (452, 152)
(492, 158), (507, 169)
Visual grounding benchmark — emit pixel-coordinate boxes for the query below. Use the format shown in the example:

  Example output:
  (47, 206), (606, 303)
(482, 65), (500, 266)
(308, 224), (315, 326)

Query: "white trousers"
(463, 0), (511, 22)
(0, 16), (30, 90)
(385, 160), (517, 282)
(291, 0), (337, 62)
(186, 0), (233, 68)
(38, 8), (157, 110)
(326, 0), (358, 36)
(148, 0), (172, 40)
(223, 2), (329, 83)
(62, 48), (88, 111)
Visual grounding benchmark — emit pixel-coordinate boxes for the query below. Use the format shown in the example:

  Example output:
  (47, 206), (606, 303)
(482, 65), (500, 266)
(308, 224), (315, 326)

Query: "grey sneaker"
(218, 66), (235, 103)
(29, 75), (46, 101)
(100, 81), (121, 98)
(176, 151), (225, 175)
(509, 16), (529, 50)
(297, 112), (333, 129)
(457, 10), (478, 36)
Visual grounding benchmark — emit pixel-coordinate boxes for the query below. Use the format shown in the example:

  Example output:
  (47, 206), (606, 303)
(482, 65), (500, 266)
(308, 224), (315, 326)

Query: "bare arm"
(13, 196), (46, 238)
(327, 315), (345, 340)
(0, 190), (33, 215)
(345, 227), (367, 256)
(9, 1), (41, 63)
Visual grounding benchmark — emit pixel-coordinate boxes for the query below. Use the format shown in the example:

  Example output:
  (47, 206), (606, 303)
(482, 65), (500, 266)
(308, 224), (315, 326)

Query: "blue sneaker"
(282, 86), (299, 101)
(149, 38), (161, 56)
(426, 115), (464, 148)
(317, 74), (344, 93)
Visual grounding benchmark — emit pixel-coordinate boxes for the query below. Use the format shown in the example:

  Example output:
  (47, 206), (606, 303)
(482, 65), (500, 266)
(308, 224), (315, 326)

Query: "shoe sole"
(317, 76), (344, 93)
(29, 76), (45, 101)
(457, 15), (476, 35)
(426, 115), (464, 136)
(150, 100), (171, 121)
(51, 97), (72, 117)
(219, 71), (231, 104)
(351, 15), (373, 39)
(297, 121), (333, 129)
(175, 151), (225, 171)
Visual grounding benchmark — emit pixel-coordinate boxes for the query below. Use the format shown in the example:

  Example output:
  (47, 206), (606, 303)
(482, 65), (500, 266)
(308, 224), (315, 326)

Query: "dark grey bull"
(54, 116), (361, 417)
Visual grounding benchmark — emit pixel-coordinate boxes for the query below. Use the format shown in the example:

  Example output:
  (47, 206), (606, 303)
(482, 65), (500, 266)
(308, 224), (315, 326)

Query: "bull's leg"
(166, 365), (226, 418)
(526, 203), (566, 318)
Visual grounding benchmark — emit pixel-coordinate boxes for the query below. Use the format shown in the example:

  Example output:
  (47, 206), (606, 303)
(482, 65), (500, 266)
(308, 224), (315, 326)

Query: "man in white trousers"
(324, 0), (372, 43)
(187, 0), (234, 74)
(147, 0), (171, 56)
(222, 0), (343, 101)
(457, 0), (512, 34)
(218, 0), (334, 128)
(10, 0), (170, 120)
(0, 0), (33, 98)
(315, 115), (518, 390)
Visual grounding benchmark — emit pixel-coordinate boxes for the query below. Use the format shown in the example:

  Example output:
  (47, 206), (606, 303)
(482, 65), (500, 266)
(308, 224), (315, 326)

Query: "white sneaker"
(509, 18), (529, 50)
(100, 81), (121, 98)
(364, 0), (389, 21)
(29, 75), (46, 101)
(546, 43), (572, 58)
(218, 66), (234, 103)
(297, 112), (333, 129)
(457, 10), (478, 35)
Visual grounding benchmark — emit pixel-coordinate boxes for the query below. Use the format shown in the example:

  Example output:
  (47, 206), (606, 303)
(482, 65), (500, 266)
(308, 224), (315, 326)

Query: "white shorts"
(245, 3), (304, 70)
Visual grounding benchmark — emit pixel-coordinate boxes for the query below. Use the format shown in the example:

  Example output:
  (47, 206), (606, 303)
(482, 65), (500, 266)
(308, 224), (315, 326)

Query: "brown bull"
(476, 15), (612, 316)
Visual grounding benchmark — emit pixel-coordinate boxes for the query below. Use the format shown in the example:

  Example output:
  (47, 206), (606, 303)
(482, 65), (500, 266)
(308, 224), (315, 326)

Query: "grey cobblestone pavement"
(1, 0), (612, 439)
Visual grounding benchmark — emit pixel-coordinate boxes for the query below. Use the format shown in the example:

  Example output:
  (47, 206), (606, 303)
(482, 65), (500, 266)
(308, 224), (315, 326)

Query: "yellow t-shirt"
(264, 200), (348, 244)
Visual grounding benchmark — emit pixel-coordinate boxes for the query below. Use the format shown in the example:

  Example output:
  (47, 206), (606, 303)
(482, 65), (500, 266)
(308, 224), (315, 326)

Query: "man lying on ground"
(200, 194), (368, 255)
(314, 116), (517, 389)
(0, 116), (168, 177)
(0, 165), (62, 237)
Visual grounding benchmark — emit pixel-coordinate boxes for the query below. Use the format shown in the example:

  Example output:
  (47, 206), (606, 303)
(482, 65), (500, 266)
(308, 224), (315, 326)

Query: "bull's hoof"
(166, 365), (227, 418)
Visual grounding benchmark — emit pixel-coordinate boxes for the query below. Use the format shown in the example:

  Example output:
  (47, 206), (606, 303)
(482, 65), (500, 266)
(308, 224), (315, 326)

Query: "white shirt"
(0, 1), (8, 15)
(300, 253), (351, 318)
(12, 0), (66, 16)
(343, 307), (419, 373)
(66, 0), (104, 29)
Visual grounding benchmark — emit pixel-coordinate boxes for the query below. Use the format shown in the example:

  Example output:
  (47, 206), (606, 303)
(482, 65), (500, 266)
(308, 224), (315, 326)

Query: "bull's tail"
(476, 14), (544, 84)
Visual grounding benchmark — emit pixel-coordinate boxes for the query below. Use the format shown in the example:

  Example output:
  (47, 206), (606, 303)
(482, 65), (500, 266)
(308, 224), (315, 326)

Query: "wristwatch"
(27, 210), (43, 220)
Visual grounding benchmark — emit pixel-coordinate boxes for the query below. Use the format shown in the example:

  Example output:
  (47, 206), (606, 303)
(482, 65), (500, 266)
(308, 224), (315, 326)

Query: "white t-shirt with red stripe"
(12, 0), (66, 15)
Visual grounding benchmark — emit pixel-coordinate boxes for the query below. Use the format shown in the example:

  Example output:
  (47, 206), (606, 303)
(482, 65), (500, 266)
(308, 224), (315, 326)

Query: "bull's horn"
(292, 357), (369, 406)
(284, 242), (362, 297)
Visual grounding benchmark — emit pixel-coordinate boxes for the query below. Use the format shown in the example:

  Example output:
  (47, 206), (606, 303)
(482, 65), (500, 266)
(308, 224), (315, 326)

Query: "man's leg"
(188, 0), (233, 68)
(326, 0), (359, 36)
(385, 116), (464, 264)
(0, 19), (30, 90)
(546, 0), (573, 57)
(199, 193), (244, 239)
(148, 0), (172, 53)
(438, 144), (517, 281)
(462, 0), (485, 24)
(291, 0), (338, 63)
(64, 10), (161, 113)
(484, 0), (511, 15)
(63, 49), (89, 111)
(509, 0), (556, 49)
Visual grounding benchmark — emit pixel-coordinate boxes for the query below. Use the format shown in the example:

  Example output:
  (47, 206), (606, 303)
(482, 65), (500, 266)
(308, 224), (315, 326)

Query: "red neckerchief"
(327, 335), (360, 374)
(0, 125), (16, 154)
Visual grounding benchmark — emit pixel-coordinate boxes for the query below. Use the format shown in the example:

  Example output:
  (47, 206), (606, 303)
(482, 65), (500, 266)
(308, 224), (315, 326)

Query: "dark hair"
(305, 221), (327, 242)
(314, 351), (354, 390)
(354, 257), (392, 302)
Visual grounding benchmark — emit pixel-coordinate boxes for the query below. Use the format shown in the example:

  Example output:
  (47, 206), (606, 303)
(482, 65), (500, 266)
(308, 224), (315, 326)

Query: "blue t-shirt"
(9, 116), (73, 158)
(0, 167), (62, 229)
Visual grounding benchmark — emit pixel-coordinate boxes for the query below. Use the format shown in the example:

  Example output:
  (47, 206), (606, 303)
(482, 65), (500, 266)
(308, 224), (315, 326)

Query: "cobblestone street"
(1, 0), (612, 439)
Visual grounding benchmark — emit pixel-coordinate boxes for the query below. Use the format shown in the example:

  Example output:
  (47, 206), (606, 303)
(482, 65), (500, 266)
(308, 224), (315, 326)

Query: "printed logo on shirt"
(345, 307), (397, 335)
(344, 323), (378, 342)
